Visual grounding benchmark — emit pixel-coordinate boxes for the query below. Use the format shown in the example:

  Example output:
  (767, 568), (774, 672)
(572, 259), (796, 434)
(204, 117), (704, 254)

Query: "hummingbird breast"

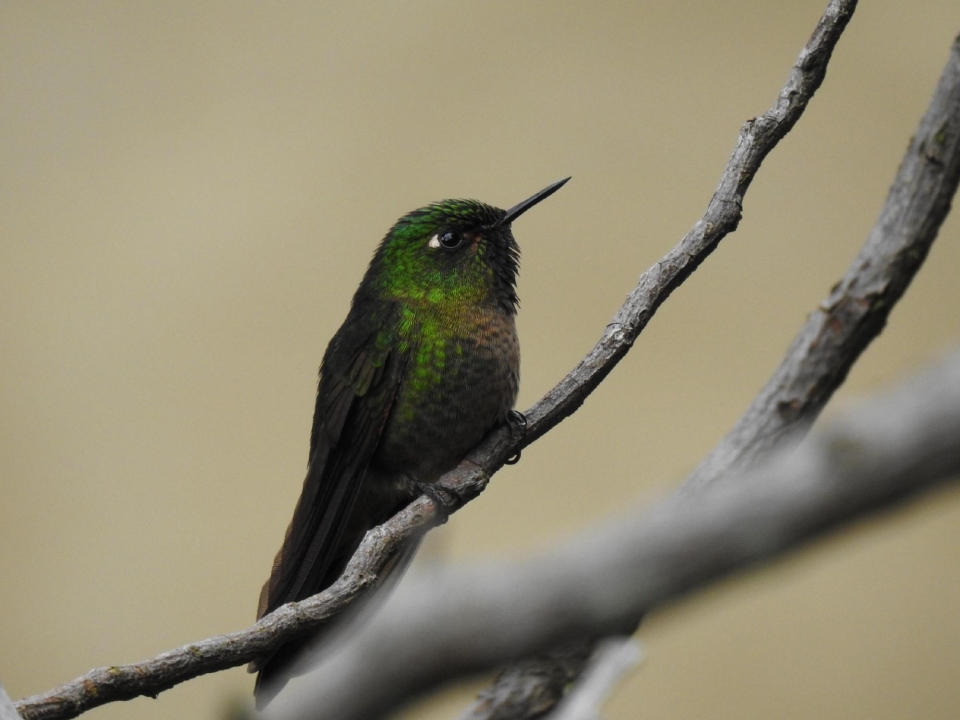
(374, 303), (519, 483)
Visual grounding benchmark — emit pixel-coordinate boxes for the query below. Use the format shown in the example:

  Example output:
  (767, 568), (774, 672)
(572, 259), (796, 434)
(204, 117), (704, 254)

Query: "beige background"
(2, 2), (959, 719)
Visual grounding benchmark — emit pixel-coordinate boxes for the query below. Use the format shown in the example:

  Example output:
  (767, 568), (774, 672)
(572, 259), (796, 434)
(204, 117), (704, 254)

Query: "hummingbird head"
(367, 178), (569, 315)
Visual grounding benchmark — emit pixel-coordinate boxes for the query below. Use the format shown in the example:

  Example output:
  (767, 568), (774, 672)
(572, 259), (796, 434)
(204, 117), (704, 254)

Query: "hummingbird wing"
(256, 311), (403, 623)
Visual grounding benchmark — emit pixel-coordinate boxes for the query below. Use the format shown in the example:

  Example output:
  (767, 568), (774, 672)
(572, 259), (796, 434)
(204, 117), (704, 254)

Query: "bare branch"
(468, 18), (960, 720)
(13, 1), (864, 718)
(517, 0), (860, 452)
(269, 349), (960, 720)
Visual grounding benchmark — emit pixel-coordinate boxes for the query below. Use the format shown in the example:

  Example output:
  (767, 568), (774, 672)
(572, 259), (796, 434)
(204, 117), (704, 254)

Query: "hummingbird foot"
(413, 480), (463, 523)
(504, 410), (527, 465)
(507, 409), (527, 436)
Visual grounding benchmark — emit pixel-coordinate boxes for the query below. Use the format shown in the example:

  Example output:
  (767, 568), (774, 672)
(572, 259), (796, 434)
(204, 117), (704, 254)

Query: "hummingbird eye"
(429, 230), (464, 251)
(440, 231), (463, 249)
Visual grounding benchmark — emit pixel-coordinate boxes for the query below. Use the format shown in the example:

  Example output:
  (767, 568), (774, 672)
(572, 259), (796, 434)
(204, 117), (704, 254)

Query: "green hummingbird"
(251, 178), (570, 706)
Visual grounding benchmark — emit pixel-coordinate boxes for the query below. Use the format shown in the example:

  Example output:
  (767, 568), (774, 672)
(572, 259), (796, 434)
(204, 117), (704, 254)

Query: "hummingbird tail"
(251, 536), (424, 709)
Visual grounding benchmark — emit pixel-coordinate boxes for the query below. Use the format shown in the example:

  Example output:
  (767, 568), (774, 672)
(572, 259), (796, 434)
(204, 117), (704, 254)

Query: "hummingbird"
(250, 178), (570, 706)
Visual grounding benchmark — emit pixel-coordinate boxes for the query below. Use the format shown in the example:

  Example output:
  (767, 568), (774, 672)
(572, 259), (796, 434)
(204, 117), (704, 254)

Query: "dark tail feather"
(253, 643), (300, 710)
(252, 537), (424, 709)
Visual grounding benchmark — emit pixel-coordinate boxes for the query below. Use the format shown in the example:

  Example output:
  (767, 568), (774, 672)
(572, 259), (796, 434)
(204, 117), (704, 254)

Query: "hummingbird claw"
(504, 410), (526, 464)
(507, 409), (527, 436)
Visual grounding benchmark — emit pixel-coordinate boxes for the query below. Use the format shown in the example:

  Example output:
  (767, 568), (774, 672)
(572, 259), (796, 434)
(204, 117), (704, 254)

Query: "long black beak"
(497, 177), (571, 227)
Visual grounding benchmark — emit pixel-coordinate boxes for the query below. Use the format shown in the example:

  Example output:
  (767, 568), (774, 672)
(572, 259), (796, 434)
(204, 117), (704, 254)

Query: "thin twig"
(267, 349), (960, 720)
(13, 1), (861, 719)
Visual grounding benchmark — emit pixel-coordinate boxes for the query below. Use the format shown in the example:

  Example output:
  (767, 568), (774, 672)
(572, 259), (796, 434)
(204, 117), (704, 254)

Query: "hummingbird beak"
(496, 177), (571, 227)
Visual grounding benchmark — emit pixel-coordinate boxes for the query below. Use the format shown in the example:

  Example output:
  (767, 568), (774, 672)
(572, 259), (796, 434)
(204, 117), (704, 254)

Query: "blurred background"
(2, 2), (959, 719)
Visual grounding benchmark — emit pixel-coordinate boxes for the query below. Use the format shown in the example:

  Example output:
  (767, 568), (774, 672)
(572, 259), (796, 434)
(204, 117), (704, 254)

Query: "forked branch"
(270, 349), (960, 720)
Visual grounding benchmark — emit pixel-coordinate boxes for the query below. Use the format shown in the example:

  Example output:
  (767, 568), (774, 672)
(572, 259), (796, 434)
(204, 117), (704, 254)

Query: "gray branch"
(267, 349), (960, 720)
(465, 16), (960, 720)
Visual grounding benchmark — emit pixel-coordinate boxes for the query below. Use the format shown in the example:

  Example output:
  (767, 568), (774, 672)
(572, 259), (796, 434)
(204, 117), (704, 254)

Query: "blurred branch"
(545, 639), (643, 720)
(12, 1), (857, 719)
(465, 16), (960, 720)
(266, 349), (960, 720)
(0, 683), (23, 720)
